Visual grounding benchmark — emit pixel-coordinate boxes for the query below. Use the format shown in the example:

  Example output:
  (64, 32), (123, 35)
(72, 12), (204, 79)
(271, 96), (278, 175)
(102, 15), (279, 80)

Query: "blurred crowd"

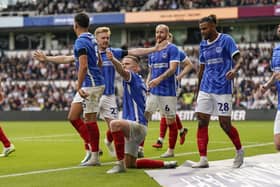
(1, 0), (279, 15)
(0, 42), (277, 111)
(0, 81), (75, 111)
(0, 51), (76, 81)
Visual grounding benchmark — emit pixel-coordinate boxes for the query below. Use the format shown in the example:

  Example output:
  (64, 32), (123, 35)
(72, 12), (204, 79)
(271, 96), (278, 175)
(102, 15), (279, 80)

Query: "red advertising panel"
(238, 6), (275, 17)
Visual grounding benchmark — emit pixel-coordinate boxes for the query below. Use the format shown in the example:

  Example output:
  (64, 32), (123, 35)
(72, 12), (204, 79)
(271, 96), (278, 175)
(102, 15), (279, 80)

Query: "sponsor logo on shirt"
(152, 63), (169, 68)
(102, 61), (113, 66)
(206, 58), (223, 65)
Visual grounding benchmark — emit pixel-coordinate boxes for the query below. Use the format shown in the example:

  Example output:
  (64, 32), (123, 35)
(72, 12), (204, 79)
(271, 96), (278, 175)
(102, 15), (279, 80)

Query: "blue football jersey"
(176, 49), (188, 75)
(176, 49), (189, 88)
(199, 33), (239, 94)
(74, 32), (104, 87)
(122, 72), (147, 126)
(100, 48), (126, 95)
(271, 45), (280, 110)
(148, 43), (180, 96)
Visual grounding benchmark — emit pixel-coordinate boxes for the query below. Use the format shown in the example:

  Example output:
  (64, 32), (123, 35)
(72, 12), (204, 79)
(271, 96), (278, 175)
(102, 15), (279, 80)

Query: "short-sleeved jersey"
(176, 49), (188, 75)
(122, 72), (147, 126)
(176, 49), (189, 89)
(199, 33), (239, 94)
(271, 45), (280, 110)
(74, 32), (104, 87)
(148, 43), (180, 96)
(100, 48), (127, 95)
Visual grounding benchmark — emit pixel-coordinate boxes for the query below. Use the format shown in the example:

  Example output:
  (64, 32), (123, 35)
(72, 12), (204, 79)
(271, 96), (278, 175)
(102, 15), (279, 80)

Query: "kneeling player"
(106, 51), (177, 174)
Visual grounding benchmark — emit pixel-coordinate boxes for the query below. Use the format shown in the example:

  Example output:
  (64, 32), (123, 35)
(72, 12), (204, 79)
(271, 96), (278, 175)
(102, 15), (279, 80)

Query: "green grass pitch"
(0, 120), (276, 187)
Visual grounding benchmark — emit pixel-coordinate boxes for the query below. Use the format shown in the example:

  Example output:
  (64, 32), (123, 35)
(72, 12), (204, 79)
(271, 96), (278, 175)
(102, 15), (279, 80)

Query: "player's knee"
(144, 111), (151, 121)
(126, 163), (136, 168)
(125, 156), (136, 168)
(110, 120), (121, 132)
(166, 117), (176, 125)
(84, 113), (97, 122)
(220, 123), (231, 133)
(67, 115), (76, 121)
(197, 117), (208, 128)
(275, 143), (280, 151)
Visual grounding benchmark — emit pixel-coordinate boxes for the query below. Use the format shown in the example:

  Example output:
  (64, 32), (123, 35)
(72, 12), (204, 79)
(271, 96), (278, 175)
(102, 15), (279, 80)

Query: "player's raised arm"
(128, 39), (168, 57)
(33, 50), (75, 64)
(106, 49), (130, 81)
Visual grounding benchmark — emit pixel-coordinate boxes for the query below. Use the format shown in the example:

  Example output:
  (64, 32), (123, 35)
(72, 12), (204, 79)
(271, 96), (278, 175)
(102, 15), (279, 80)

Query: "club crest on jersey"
(162, 52), (168, 59)
(216, 47), (222, 53)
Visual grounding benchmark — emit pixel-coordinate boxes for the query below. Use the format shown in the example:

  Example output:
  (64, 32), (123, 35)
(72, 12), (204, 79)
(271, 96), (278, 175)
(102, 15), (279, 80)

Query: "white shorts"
(195, 91), (232, 116)
(125, 120), (147, 158)
(72, 85), (105, 114)
(98, 94), (118, 120)
(274, 111), (280, 135)
(145, 94), (177, 118)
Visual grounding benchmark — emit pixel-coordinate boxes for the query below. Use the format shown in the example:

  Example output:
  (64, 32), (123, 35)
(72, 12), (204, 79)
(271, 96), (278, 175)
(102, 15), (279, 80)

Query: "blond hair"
(123, 55), (140, 64)
(168, 33), (173, 41)
(94, 27), (111, 36)
(156, 24), (169, 33)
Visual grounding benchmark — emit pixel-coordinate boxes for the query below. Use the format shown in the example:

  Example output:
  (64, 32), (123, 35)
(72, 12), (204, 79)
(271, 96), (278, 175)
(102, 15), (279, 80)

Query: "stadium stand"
(0, 1), (279, 112)
(0, 0), (278, 16)
(0, 43), (277, 111)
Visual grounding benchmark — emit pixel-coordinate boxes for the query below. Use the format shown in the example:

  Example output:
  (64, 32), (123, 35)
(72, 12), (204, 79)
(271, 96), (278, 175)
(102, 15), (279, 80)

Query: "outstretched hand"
(260, 84), (268, 94)
(155, 39), (168, 51)
(226, 69), (237, 80)
(33, 50), (47, 62)
(106, 49), (113, 61)
(148, 77), (162, 89)
(78, 89), (89, 99)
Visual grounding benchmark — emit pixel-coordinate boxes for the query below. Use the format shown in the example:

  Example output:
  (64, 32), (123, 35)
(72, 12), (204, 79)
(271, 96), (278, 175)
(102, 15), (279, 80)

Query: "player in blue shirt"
(261, 23), (280, 151)
(71, 12), (105, 166)
(192, 15), (244, 168)
(94, 27), (164, 158)
(152, 33), (193, 149)
(34, 13), (105, 166)
(105, 51), (177, 174)
(145, 24), (180, 158)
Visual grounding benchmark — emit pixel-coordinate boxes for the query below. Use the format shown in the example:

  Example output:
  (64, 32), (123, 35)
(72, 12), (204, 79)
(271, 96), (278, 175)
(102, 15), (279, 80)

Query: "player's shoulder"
(110, 47), (123, 53)
(75, 36), (87, 46)
(220, 33), (234, 42)
(110, 47), (120, 51)
(179, 48), (186, 55)
(167, 43), (179, 52)
(199, 40), (207, 47)
(167, 43), (178, 49)
(75, 37), (83, 43)
(274, 45), (280, 51)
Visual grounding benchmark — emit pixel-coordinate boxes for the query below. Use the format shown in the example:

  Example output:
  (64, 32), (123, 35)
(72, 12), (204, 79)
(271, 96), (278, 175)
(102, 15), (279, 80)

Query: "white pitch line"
(152, 142), (274, 159)
(0, 161), (115, 179)
(11, 133), (77, 140)
(0, 142), (274, 179)
(11, 133), (262, 145)
(19, 139), (80, 142)
(143, 139), (262, 144)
